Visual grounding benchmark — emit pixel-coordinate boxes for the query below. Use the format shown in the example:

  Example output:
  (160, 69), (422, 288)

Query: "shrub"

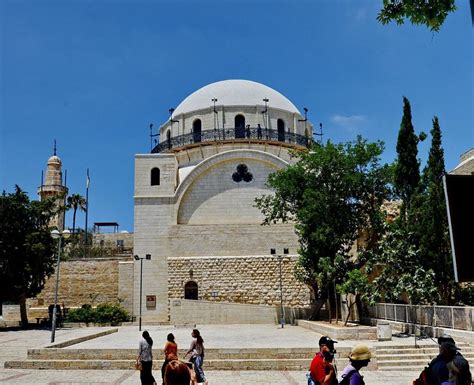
(65, 303), (130, 325)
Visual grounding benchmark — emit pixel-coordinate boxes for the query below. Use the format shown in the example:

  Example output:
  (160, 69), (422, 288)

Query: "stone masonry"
(168, 255), (310, 307)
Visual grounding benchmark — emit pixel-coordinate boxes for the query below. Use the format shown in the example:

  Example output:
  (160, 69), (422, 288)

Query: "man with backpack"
(308, 336), (338, 385)
(339, 345), (371, 385)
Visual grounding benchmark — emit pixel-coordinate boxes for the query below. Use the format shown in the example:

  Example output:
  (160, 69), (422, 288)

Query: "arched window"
(193, 119), (202, 143)
(151, 167), (160, 186)
(277, 119), (285, 142)
(235, 115), (245, 139)
(184, 281), (198, 300)
(166, 130), (171, 149)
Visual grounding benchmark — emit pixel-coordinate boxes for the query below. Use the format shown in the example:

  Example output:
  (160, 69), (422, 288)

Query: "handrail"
(151, 127), (312, 153)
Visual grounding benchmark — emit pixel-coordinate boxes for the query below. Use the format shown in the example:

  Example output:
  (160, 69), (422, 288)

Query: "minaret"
(38, 141), (68, 230)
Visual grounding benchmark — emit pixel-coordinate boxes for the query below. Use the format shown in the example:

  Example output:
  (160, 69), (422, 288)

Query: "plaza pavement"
(0, 324), (427, 384)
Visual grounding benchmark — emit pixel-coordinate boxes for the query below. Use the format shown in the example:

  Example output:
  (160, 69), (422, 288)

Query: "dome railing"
(151, 127), (311, 153)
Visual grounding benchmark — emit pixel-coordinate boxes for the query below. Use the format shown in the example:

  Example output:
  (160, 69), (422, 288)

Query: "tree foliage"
(0, 186), (57, 326)
(410, 116), (454, 303)
(364, 224), (439, 304)
(377, 0), (456, 32)
(66, 193), (86, 235)
(336, 269), (370, 326)
(394, 97), (422, 212)
(255, 137), (391, 311)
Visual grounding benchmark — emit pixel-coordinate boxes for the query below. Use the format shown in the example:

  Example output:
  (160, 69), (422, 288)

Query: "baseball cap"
(318, 336), (337, 349)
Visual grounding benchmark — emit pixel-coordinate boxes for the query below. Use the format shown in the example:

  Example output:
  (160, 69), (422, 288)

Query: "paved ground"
(0, 324), (427, 384)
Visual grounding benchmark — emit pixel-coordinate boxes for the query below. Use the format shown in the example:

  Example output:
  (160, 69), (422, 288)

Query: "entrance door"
(184, 281), (198, 300)
(235, 115), (245, 138)
(193, 119), (202, 143)
(277, 119), (285, 142)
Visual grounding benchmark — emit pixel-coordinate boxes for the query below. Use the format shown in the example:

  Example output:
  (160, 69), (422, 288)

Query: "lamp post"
(270, 248), (289, 328)
(50, 229), (71, 343)
(134, 254), (151, 331)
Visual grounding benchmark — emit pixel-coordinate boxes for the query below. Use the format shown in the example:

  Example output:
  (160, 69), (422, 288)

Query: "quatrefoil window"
(232, 164), (253, 183)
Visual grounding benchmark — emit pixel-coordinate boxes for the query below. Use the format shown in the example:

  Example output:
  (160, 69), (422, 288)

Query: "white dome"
(173, 80), (300, 117)
(47, 155), (62, 165)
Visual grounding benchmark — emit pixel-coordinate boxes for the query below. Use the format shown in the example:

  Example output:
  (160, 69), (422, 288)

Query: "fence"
(367, 303), (474, 331)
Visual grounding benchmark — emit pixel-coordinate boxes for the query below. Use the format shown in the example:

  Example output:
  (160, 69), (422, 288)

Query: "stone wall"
(451, 148), (474, 175)
(168, 255), (310, 307)
(170, 299), (277, 325)
(27, 257), (129, 309)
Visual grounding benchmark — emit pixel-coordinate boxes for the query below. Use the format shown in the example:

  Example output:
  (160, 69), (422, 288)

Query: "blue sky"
(1, 0), (472, 232)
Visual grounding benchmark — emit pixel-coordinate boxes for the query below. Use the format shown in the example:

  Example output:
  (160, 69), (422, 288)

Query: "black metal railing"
(151, 127), (311, 153)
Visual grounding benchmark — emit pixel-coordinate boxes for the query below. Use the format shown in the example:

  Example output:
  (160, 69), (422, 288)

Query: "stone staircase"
(4, 348), (316, 370)
(5, 343), (474, 371)
(376, 342), (474, 371)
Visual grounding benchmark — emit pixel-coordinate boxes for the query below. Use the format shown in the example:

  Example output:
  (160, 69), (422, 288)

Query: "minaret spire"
(53, 139), (57, 156)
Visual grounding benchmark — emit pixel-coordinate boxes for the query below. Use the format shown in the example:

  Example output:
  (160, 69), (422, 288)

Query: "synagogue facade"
(134, 80), (314, 322)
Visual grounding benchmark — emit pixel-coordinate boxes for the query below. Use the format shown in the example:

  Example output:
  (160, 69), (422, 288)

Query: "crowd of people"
(136, 329), (471, 385)
(136, 329), (208, 385)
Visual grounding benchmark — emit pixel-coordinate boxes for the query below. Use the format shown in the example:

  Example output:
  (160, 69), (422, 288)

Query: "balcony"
(151, 127), (311, 154)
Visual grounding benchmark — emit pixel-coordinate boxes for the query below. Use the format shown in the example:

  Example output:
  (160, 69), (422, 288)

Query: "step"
(377, 352), (474, 360)
(27, 348), (315, 361)
(4, 358), (311, 371)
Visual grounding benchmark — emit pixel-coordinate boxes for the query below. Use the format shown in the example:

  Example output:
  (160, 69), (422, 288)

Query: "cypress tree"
(418, 117), (453, 303)
(394, 97), (420, 214)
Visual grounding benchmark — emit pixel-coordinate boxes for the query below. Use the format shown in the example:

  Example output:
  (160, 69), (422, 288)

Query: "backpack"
(340, 370), (359, 385)
(413, 364), (435, 385)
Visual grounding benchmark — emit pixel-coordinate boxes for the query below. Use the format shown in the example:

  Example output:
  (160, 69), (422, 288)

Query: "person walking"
(138, 330), (157, 385)
(162, 333), (178, 384)
(339, 345), (371, 385)
(185, 329), (208, 385)
(308, 336), (338, 385)
(445, 354), (472, 385)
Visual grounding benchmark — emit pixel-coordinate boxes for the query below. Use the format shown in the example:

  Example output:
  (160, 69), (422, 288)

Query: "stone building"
(38, 145), (68, 231)
(450, 148), (474, 175)
(134, 79), (313, 322)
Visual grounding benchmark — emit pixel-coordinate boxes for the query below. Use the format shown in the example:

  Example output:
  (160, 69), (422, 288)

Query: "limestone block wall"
(170, 299), (277, 325)
(93, 233), (134, 249)
(178, 158), (276, 224)
(451, 148), (474, 175)
(27, 257), (128, 309)
(135, 154), (178, 197)
(168, 223), (299, 257)
(118, 261), (134, 313)
(168, 255), (310, 307)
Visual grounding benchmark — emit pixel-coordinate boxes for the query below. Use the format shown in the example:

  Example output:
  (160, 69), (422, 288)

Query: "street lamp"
(270, 247), (289, 328)
(134, 254), (151, 331)
(50, 229), (71, 343)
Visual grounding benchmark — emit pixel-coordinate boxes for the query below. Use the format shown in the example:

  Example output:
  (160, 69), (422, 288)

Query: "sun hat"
(349, 345), (371, 361)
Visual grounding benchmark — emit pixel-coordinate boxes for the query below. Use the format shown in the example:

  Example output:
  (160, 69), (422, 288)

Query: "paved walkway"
(0, 324), (429, 384)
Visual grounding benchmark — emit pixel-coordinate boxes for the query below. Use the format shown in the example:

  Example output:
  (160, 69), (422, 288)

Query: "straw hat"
(349, 345), (371, 361)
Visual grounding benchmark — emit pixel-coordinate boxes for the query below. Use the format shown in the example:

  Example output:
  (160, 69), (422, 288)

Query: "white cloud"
(331, 114), (367, 126)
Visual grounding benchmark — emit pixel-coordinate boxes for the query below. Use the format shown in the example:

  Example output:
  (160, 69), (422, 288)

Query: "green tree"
(336, 269), (370, 326)
(377, 0), (456, 32)
(394, 97), (424, 217)
(411, 116), (454, 303)
(364, 224), (439, 304)
(0, 186), (57, 327)
(255, 137), (391, 316)
(66, 193), (86, 235)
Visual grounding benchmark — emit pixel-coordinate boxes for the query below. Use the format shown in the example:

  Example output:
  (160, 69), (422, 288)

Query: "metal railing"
(367, 303), (474, 331)
(152, 127), (312, 153)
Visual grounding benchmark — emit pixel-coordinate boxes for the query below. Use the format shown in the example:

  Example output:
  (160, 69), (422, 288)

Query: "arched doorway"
(166, 130), (172, 149)
(277, 119), (285, 142)
(193, 119), (202, 143)
(184, 281), (198, 300)
(235, 115), (245, 139)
